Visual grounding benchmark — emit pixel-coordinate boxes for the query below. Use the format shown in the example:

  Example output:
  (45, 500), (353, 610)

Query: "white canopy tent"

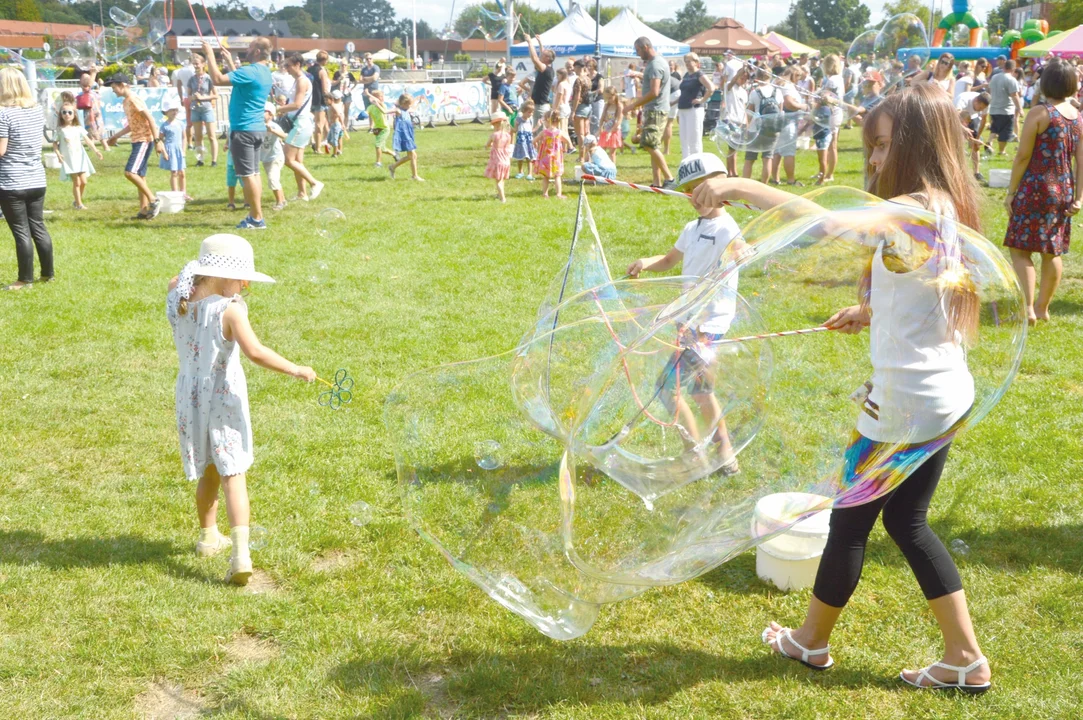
(510, 4), (598, 57)
(371, 48), (403, 61)
(599, 8), (689, 57)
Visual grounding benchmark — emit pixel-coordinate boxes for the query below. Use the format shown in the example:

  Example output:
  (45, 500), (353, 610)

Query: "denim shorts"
(191, 104), (215, 124)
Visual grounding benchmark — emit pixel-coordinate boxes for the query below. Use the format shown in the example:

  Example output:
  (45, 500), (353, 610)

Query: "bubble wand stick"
(578, 173), (759, 211)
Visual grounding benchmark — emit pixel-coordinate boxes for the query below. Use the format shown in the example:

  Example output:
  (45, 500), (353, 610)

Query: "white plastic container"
(988, 169), (1011, 188)
(797, 135), (811, 151)
(43, 154), (60, 170)
(157, 190), (186, 214)
(752, 492), (832, 591)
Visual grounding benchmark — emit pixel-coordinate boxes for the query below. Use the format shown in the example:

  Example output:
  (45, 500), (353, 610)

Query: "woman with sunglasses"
(924, 53), (957, 98)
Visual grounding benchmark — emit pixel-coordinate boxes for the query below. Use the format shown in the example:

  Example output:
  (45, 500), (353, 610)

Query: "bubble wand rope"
(579, 174), (759, 211)
(716, 326), (831, 345)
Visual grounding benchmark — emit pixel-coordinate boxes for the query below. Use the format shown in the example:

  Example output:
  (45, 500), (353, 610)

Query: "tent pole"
(507, 0), (514, 62)
(594, 0), (601, 62)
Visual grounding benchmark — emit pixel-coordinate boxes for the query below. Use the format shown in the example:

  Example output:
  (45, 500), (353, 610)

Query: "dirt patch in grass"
(222, 630), (279, 666)
(134, 680), (205, 719)
(311, 549), (353, 573)
(241, 569), (277, 595)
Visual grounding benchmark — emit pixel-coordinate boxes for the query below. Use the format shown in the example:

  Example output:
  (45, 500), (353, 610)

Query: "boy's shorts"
(125, 141), (151, 177)
(226, 161), (241, 188)
(745, 133), (779, 161)
(813, 125), (833, 151)
(656, 329), (726, 409)
(373, 127), (389, 150)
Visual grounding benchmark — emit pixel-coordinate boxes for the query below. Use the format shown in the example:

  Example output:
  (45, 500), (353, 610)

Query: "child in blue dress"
(512, 99), (537, 180)
(158, 100), (188, 198)
(167, 234), (315, 585)
(388, 94), (424, 181)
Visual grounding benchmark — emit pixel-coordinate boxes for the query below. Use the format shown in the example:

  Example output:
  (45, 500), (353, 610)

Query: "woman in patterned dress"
(1004, 58), (1083, 324)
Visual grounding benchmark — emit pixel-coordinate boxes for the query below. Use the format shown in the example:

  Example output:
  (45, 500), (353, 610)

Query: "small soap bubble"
(950, 538), (970, 556)
(316, 207), (346, 240)
(474, 440), (504, 470)
(349, 500), (373, 527)
(248, 526), (268, 551)
(248, 5), (267, 22)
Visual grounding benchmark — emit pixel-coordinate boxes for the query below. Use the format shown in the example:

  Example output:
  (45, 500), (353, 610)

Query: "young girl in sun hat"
(167, 234), (316, 586)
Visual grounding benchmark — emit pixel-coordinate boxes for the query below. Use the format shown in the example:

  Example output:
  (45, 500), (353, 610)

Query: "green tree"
(986, 0), (1027, 33)
(15, 0), (42, 22)
(1053, 0), (1083, 28)
(674, 0), (715, 39)
(770, 1), (816, 43)
(801, 0), (870, 39)
(882, 0), (943, 31)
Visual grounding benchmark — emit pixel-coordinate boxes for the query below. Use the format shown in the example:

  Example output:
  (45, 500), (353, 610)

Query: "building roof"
(0, 20), (95, 40)
(165, 19), (292, 38)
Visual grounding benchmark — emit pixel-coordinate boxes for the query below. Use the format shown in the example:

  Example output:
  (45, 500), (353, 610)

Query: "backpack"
(757, 87), (781, 116)
(75, 91), (93, 110)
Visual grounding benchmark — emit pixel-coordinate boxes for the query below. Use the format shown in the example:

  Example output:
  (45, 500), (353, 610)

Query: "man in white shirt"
(271, 54), (295, 103)
(956, 90), (990, 179)
(173, 59), (195, 150)
(134, 57), (152, 86)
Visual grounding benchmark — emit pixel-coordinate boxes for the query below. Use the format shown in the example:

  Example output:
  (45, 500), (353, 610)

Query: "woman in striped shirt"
(0, 67), (52, 290)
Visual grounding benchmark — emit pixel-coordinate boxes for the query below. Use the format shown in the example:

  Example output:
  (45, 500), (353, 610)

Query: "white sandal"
(900, 656), (991, 694)
(761, 626), (834, 671)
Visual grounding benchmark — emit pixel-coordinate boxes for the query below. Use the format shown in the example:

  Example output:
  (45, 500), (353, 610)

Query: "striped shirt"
(0, 105), (46, 191)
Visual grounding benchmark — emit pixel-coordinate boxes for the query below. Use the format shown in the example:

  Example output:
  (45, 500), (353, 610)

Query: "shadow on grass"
(328, 639), (894, 718)
(1049, 298), (1083, 317)
(0, 530), (213, 582)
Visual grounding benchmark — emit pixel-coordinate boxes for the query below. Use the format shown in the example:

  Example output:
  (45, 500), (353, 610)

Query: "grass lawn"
(1, 120), (1082, 719)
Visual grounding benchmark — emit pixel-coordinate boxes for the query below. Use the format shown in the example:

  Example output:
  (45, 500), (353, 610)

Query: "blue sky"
(378, 0), (1002, 36)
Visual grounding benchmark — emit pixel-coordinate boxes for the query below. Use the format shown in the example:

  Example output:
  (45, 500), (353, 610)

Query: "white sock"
(199, 526), (221, 544)
(231, 526), (250, 562)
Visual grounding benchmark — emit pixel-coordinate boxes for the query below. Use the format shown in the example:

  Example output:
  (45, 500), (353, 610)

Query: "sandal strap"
(931, 656), (988, 686)
(779, 629), (829, 663)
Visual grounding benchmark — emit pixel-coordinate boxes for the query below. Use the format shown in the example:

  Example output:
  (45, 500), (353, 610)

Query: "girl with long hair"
(691, 84), (991, 693)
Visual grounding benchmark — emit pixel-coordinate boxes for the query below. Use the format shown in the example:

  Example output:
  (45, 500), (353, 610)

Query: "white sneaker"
(195, 534), (232, 558)
(310, 181), (325, 200)
(226, 557), (253, 586)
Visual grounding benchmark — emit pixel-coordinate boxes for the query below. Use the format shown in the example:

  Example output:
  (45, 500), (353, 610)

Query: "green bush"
(454, 53), (472, 62)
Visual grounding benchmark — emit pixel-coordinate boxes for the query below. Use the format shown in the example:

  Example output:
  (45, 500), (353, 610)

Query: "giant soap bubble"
(104, 1), (169, 62)
(848, 13), (930, 96)
(386, 186), (1025, 639)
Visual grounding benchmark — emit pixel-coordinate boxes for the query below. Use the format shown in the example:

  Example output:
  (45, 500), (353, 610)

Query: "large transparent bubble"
(61, 31), (99, 68)
(874, 13), (930, 92)
(104, 1), (169, 62)
(387, 187), (1026, 638)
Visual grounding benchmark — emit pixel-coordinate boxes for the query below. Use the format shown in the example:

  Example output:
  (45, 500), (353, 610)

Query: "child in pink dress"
(484, 115), (513, 202)
(535, 111), (571, 199)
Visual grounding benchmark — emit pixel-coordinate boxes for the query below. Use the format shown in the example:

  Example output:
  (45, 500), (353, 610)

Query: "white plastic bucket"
(797, 135), (811, 151)
(752, 492), (832, 591)
(988, 169), (1011, 188)
(157, 190), (185, 214)
(43, 154), (60, 170)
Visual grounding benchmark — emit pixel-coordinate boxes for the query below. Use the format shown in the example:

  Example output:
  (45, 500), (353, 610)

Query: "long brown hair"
(860, 84), (981, 343)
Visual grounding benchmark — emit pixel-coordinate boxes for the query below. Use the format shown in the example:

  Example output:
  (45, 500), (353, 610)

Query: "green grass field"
(1, 121), (1082, 719)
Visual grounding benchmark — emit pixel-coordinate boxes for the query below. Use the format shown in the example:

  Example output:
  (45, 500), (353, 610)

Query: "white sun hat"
(176, 234), (274, 299)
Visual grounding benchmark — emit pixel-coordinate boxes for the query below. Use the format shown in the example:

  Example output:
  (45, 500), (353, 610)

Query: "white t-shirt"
(955, 91), (986, 120)
(623, 70), (638, 98)
(724, 58), (744, 83)
(954, 74), (974, 103)
(675, 213), (742, 334)
(724, 83), (748, 123)
(748, 85), (784, 115)
(821, 74), (845, 99)
(173, 64), (194, 98)
(272, 69), (296, 102)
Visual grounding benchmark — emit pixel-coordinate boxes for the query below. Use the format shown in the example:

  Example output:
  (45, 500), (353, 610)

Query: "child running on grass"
(167, 234), (315, 586)
(261, 103), (288, 211)
(512, 99), (537, 180)
(626, 152), (745, 474)
(535, 110), (571, 199)
(598, 86), (624, 163)
(53, 101), (102, 210)
(363, 88), (393, 168)
(388, 94), (424, 181)
(485, 115), (513, 202)
(158, 98), (188, 198)
(326, 89), (347, 157)
(106, 74), (161, 219)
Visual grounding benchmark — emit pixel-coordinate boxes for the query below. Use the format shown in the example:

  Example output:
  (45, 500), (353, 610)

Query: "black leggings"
(813, 444), (962, 608)
(0, 186), (53, 284)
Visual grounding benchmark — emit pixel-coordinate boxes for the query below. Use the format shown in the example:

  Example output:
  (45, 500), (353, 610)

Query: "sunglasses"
(60, 110), (75, 115)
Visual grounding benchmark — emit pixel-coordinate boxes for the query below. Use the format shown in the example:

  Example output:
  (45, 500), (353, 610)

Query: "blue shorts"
(125, 141), (151, 177)
(191, 104), (215, 124)
(813, 126), (834, 151)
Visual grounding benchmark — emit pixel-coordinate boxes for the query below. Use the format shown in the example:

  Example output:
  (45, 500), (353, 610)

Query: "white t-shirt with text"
(675, 213), (742, 334)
